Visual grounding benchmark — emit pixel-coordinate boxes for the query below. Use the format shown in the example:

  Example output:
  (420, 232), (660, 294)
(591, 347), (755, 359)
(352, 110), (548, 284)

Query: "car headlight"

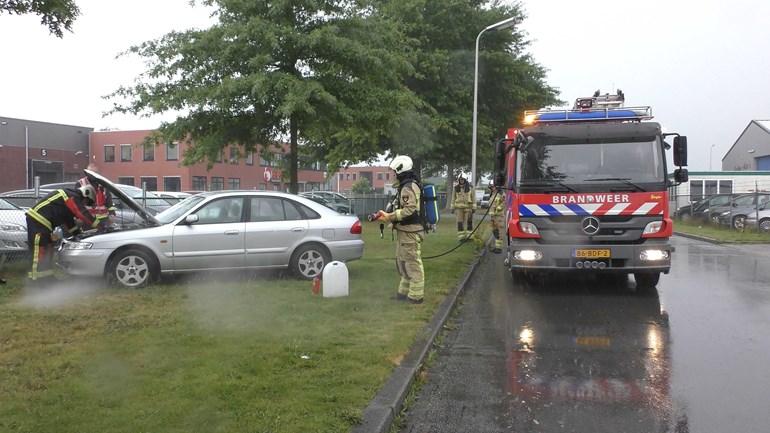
(0, 223), (25, 232)
(63, 241), (93, 250)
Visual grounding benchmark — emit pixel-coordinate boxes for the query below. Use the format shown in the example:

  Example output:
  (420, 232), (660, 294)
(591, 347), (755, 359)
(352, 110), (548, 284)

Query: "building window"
(216, 150), (223, 163)
(339, 173), (344, 181)
(166, 142), (179, 161)
(704, 180), (717, 198)
(143, 144), (154, 161)
(690, 180), (703, 203)
(352, 174), (357, 181)
(104, 145), (115, 162)
(164, 177), (181, 192)
(719, 180), (733, 194)
(229, 147), (238, 164)
(211, 177), (224, 191)
(228, 178), (241, 189)
(140, 177), (157, 191)
(120, 144), (132, 162)
(377, 172), (384, 180)
(117, 176), (134, 186)
(192, 176), (207, 191)
(346, 173), (350, 180)
(386, 173), (390, 180)
(246, 151), (254, 166)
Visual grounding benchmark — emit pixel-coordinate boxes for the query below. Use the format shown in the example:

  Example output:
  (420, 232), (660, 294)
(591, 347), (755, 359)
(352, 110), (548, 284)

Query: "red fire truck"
(493, 91), (689, 289)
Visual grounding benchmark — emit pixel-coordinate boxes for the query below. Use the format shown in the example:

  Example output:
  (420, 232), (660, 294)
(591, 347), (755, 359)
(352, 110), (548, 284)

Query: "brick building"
(0, 116), (93, 192)
(333, 165), (394, 193)
(89, 130), (328, 192)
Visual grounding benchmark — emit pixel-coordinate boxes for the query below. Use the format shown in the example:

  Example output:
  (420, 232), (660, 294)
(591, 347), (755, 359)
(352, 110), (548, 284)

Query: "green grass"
(674, 219), (770, 243)
(0, 221), (482, 433)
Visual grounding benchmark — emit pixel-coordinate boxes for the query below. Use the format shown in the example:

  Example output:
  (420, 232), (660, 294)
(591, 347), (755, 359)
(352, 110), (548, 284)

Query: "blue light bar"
(524, 106), (653, 124)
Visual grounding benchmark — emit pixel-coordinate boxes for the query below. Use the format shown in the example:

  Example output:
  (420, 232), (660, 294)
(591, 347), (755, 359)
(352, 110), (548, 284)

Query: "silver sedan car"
(58, 171), (364, 288)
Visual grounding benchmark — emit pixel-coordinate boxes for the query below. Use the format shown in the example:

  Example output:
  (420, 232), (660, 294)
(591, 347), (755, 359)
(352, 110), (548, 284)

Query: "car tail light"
(350, 220), (362, 234)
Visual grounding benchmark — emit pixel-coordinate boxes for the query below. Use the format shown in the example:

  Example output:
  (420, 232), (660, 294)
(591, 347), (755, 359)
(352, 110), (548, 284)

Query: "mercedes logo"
(581, 216), (600, 236)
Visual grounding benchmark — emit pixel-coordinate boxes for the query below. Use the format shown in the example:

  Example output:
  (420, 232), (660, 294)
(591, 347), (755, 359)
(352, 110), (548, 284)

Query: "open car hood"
(83, 169), (159, 226)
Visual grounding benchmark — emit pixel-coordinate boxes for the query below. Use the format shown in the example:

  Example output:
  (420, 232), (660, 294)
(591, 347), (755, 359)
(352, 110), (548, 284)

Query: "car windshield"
(155, 195), (205, 224)
(518, 137), (665, 191)
(0, 198), (18, 210)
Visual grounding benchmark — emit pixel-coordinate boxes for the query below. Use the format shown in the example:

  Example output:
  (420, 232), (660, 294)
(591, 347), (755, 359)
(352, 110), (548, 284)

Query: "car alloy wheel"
(733, 215), (746, 230)
(292, 244), (330, 279)
(110, 248), (156, 288)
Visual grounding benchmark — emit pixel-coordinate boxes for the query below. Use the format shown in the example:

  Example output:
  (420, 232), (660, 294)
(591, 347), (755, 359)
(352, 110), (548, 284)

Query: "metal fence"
(670, 193), (770, 232)
(346, 192), (449, 219)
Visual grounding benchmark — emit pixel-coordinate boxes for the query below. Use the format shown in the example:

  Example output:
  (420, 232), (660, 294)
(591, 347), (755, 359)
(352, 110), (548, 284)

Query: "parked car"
(58, 170), (364, 288)
(743, 208), (770, 232)
(2, 184), (170, 229)
(150, 191), (192, 205)
(0, 198), (28, 260)
(689, 194), (732, 223)
(299, 191), (352, 214)
(41, 182), (171, 215)
(716, 193), (770, 229)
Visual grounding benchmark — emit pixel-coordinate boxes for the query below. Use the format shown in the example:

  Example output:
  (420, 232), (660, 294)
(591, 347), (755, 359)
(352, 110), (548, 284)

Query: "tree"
(351, 177), (373, 194)
(109, 0), (417, 193)
(375, 0), (559, 191)
(1, 0), (80, 37)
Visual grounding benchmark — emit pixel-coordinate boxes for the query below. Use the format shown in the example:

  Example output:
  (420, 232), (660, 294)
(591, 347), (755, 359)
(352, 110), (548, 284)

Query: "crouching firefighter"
(25, 182), (102, 282)
(376, 155), (425, 304)
(452, 174), (475, 241)
(489, 183), (505, 254)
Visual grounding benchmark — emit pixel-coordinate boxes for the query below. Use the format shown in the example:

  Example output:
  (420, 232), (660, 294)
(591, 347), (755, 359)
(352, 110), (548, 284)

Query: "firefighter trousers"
(395, 230), (424, 301)
(26, 217), (54, 281)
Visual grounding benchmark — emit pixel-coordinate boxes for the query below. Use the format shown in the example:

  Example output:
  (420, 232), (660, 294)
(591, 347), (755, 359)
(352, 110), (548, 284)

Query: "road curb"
(351, 243), (488, 433)
(673, 231), (723, 244)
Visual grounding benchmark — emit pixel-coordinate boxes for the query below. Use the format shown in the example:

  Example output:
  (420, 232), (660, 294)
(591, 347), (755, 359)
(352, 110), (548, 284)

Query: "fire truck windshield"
(517, 137), (665, 192)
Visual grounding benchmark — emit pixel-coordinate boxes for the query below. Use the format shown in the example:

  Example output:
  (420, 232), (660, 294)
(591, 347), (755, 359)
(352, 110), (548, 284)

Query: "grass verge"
(674, 219), (770, 243)
(0, 221), (482, 433)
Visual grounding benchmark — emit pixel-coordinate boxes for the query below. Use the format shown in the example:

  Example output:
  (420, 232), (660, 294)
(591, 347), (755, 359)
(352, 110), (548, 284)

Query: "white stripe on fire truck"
(523, 204), (550, 216)
(632, 202), (658, 215)
(604, 203), (630, 215)
(550, 204), (576, 215)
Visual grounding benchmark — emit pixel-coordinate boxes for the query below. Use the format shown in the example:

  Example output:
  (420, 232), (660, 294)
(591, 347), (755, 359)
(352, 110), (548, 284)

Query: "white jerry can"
(322, 261), (349, 298)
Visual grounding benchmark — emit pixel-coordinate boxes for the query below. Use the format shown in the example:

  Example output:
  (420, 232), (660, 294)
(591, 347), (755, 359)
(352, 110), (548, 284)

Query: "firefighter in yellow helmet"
(451, 173), (475, 241)
(376, 155), (424, 304)
(488, 183), (506, 253)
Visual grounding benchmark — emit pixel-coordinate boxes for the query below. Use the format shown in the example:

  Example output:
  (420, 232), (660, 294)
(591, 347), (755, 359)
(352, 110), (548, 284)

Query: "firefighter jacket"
(388, 172), (423, 233)
(25, 189), (99, 234)
(452, 183), (475, 210)
(490, 193), (505, 216)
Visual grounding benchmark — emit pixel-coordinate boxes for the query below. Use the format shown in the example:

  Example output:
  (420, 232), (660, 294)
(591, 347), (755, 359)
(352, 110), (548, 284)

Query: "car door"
(244, 196), (309, 267)
(172, 196), (246, 270)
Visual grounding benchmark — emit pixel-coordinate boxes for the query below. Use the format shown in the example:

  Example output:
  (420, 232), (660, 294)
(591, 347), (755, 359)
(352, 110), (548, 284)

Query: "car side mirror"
(673, 136), (688, 167)
(674, 168), (688, 183)
(185, 214), (199, 224)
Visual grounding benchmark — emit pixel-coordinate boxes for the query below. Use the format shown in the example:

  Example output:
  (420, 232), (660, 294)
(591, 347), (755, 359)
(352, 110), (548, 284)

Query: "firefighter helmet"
(389, 155), (413, 174)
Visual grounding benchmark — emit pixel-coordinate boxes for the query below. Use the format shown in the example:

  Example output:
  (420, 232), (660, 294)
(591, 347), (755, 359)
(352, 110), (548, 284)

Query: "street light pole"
(709, 144), (716, 171)
(472, 16), (517, 188)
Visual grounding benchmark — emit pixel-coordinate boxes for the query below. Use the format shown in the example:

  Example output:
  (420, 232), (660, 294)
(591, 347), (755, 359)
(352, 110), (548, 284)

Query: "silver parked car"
(58, 170), (364, 288)
(743, 208), (770, 233)
(0, 198), (27, 260)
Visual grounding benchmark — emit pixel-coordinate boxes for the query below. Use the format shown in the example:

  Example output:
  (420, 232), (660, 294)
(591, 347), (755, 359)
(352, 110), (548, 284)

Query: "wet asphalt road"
(400, 236), (770, 433)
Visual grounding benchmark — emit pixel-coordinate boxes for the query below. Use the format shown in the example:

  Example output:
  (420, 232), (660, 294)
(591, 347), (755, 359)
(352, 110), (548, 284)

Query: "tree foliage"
(376, 0), (560, 180)
(351, 177), (373, 194)
(1, 0), (80, 37)
(109, 0), (417, 193)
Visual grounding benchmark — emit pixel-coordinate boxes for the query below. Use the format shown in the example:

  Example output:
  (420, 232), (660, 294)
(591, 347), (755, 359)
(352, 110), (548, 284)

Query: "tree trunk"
(289, 114), (299, 194)
(445, 163), (454, 210)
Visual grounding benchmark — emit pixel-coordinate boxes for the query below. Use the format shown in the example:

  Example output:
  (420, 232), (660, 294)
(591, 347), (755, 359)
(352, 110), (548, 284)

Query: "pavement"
(395, 236), (770, 433)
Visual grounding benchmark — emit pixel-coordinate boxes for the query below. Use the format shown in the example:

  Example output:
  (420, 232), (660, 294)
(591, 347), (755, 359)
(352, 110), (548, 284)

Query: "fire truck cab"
(494, 91), (689, 289)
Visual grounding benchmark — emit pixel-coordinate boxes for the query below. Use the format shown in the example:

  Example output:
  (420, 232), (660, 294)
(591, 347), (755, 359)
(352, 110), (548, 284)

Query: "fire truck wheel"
(633, 272), (660, 291)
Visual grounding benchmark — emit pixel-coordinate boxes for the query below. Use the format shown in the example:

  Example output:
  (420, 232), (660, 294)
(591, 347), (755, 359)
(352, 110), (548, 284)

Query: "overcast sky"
(1, 0), (769, 171)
